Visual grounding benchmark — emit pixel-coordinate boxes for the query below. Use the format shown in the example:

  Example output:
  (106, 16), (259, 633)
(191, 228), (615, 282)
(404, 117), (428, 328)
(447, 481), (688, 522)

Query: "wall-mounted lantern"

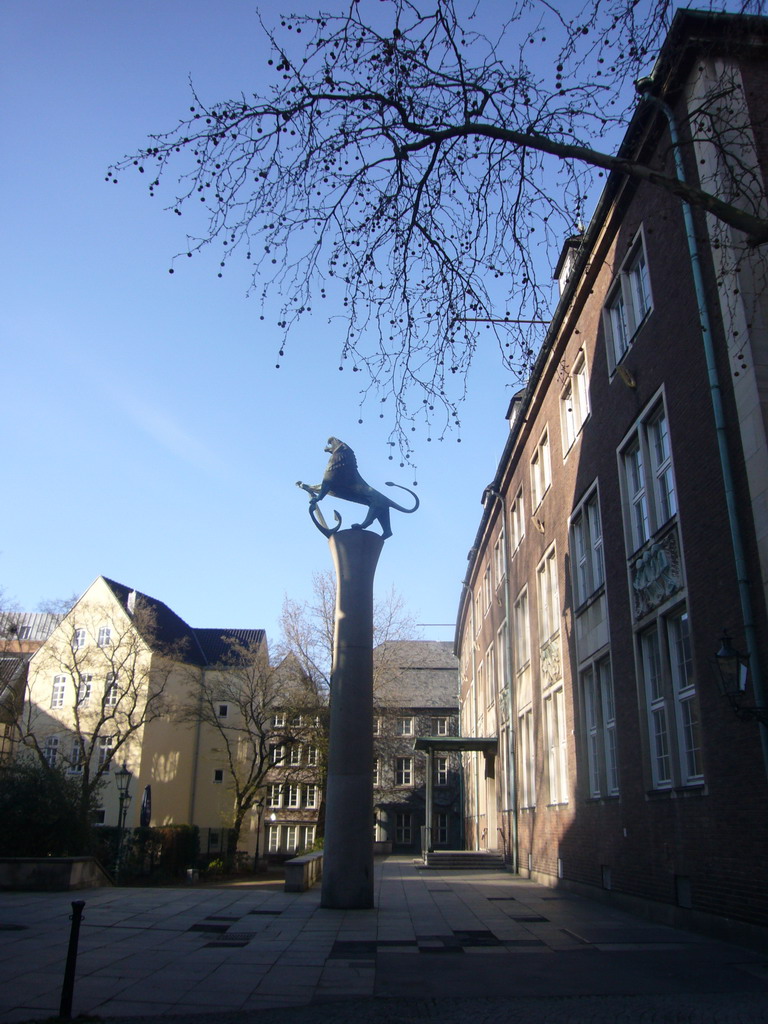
(714, 632), (768, 725)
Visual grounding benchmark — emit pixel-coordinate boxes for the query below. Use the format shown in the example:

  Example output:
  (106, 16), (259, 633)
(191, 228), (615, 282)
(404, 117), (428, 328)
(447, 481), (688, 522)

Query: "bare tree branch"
(111, 0), (768, 455)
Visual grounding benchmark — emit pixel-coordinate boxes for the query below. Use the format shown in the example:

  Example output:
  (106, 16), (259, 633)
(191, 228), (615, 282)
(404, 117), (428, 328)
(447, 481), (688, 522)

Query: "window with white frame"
(305, 784), (318, 808)
(497, 621), (509, 696)
(104, 674), (119, 708)
(97, 626), (112, 648)
(51, 675), (66, 709)
(77, 675), (93, 707)
(286, 784), (300, 808)
(621, 399), (677, 553)
(273, 712), (285, 728)
(396, 812), (413, 844)
(513, 589), (531, 676)
(306, 745), (318, 766)
(605, 233), (652, 369)
(486, 643), (496, 709)
(213, 769), (224, 783)
(519, 709), (536, 808)
(373, 757), (380, 786)
(561, 350), (590, 452)
(268, 825), (280, 853)
(395, 717), (413, 736)
(482, 564), (492, 614)
(97, 735), (114, 770)
(476, 659), (485, 718)
(581, 657), (618, 798)
(494, 536), (505, 588)
(69, 739), (85, 774)
(544, 687), (568, 804)
(513, 587), (532, 709)
(510, 487), (525, 554)
(435, 756), (448, 786)
(285, 825), (298, 852)
(669, 610), (700, 782)
(623, 436), (650, 551)
(571, 488), (605, 607)
(537, 546), (560, 645)
(72, 628), (86, 651)
(432, 716), (448, 736)
(436, 811), (449, 845)
(268, 783), (283, 809)
(44, 735), (60, 767)
(373, 716), (381, 736)
(217, 703), (229, 719)
(530, 430), (552, 509)
(395, 757), (413, 786)
(300, 825), (316, 850)
(289, 745), (302, 766)
(639, 607), (702, 789)
(270, 744), (285, 765)
(648, 406), (677, 524)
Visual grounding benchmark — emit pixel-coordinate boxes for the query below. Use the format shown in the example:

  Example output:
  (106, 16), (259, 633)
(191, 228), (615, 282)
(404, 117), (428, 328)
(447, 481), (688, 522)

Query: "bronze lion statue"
(297, 437), (419, 539)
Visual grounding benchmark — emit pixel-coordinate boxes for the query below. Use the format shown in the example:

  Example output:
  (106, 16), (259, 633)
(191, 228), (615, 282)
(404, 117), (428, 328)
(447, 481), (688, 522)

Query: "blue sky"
(1, 1), (577, 644)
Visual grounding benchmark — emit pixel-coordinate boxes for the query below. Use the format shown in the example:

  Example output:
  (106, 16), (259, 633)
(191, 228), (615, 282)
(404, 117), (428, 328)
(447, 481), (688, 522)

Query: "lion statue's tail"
(384, 482), (420, 514)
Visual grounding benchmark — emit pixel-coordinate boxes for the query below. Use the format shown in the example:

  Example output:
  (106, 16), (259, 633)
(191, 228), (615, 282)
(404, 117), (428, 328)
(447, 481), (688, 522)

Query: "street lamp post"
(114, 763), (133, 881)
(254, 796), (265, 871)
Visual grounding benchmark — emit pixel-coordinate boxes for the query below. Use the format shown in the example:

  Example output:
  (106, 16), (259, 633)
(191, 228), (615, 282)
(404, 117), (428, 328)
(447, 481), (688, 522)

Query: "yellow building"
(19, 576), (269, 860)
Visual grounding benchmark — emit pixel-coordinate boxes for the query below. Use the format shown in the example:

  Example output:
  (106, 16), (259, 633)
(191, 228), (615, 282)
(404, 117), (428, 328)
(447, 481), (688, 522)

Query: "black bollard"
(59, 899), (85, 1020)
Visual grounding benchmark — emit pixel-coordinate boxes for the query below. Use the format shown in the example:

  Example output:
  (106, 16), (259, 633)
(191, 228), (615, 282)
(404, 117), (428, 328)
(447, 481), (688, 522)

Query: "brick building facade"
(455, 11), (768, 940)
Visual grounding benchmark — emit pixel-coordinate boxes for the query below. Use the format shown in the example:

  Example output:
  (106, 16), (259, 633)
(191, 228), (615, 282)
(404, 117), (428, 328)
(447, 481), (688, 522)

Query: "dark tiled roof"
(194, 628), (266, 666)
(103, 579), (266, 667)
(374, 640), (459, 709)
(101, 578), (215, 666)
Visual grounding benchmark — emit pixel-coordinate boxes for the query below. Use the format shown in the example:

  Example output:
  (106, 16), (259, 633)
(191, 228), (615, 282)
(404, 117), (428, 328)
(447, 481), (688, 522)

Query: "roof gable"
(374, 640), (459, 709)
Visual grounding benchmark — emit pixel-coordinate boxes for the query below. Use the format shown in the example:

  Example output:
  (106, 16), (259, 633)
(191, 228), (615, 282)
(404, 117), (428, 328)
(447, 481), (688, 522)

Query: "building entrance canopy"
(414, 736), (497, 754)
(413, 736), (497, 854)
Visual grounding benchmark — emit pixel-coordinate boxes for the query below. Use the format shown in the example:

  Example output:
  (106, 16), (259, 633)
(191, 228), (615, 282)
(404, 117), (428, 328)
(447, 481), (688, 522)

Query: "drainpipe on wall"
(483, 486), (519, 874)
(637, 83), (768, 779)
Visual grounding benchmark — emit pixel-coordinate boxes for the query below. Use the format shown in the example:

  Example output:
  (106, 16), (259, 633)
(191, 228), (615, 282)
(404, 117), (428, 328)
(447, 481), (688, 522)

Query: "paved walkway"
(1, 856), (767, 1023)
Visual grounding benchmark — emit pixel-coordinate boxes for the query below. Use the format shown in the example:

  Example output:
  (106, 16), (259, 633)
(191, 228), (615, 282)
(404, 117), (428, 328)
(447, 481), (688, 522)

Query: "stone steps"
(423, 851), (507, 870)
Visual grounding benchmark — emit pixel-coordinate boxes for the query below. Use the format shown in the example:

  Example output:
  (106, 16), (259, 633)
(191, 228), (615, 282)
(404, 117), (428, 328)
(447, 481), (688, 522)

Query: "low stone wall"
(284, 851), (323, 893)
(0, 857), (113, 891)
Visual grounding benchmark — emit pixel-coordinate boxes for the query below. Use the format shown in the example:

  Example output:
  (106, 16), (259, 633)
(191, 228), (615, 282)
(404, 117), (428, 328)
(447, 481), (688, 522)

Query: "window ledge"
(646, 782), (706, 800)
(573, 583), (606, 617)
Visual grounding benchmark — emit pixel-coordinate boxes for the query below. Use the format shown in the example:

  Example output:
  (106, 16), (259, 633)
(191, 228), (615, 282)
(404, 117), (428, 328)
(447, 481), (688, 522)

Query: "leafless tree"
(17, 601), (175, 833)
(278, 568), (421, 690)
(184, 637), (325, 862)
(111, 0), (767, 455)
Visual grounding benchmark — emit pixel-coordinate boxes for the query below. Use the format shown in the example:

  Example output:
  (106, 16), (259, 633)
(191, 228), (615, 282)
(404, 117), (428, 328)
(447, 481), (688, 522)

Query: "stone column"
(321, 528), (384, 909)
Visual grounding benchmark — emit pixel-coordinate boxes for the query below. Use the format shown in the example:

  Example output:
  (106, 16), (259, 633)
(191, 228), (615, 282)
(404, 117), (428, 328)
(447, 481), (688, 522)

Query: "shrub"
(0, 760), (96, 856)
